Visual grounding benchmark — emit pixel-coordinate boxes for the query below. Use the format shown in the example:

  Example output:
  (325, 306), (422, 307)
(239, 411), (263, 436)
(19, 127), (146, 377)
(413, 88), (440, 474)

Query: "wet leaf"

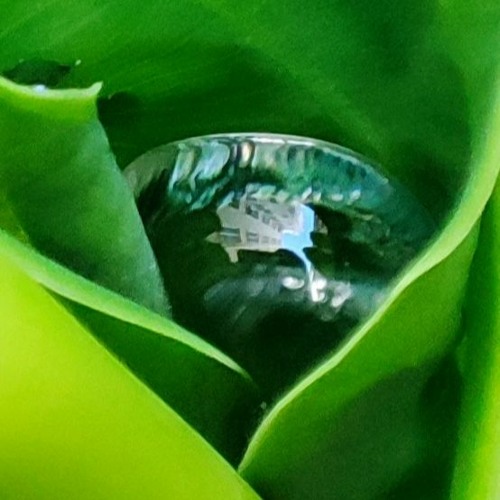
(0, 0), (499, 497)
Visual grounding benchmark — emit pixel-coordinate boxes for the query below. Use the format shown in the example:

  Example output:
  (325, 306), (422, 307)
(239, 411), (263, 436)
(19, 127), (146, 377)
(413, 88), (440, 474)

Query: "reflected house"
(211, 197), (304, 263)
(209, 196), (352, 310)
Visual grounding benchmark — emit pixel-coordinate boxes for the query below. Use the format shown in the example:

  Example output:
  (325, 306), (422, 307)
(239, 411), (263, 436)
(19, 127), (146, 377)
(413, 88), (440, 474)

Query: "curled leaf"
(0, 76), (168, 315)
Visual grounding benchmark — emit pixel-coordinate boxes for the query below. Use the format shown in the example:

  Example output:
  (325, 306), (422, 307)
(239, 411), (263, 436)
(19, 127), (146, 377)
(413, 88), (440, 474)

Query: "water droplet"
(125, 133), (436, 397)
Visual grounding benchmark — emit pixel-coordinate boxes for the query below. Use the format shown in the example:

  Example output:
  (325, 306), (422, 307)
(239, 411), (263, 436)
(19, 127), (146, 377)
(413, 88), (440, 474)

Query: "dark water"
(125, 134), (436, 397)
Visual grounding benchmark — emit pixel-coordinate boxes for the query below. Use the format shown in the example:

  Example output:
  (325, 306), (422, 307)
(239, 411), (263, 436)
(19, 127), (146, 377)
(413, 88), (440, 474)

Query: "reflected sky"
(281, 204), (315, 271)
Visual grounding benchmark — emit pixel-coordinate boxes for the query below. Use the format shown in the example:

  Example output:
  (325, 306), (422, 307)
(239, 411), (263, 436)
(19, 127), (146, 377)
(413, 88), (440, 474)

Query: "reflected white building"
(208, 196), (352, 310)
(208, 197), (304, 262)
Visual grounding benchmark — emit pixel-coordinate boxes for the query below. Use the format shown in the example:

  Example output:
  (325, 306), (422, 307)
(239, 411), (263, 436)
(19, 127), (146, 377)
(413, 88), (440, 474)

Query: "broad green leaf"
(0, 253), (260, 499)
(451, 183), (500, 499)
(0, 76), (167, 315)
(0, 228), (260, 463)
(0, 0), (499, 497)
(239, 228), (479, 498)
(237, 3), (500, 499)
(0, 0), (471, 210)
(0, 76), (259, 462)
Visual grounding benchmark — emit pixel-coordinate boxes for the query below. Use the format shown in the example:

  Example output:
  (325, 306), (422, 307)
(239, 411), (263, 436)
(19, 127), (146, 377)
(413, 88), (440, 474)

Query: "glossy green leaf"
(0, 0), (499, 498)
(0, 0), (471, 205)
(0, 227), (260, 463)
(451, 183), (500, 499)
(0, 76), (259, 462)
(237, 2), (500, 498)
(0, 76), (167, 315)
(0, 253), (260, 500)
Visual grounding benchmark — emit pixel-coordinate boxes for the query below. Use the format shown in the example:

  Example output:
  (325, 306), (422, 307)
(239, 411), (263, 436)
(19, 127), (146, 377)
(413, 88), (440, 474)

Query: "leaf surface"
(0, 1), (499, 496)
(451, 181), (500, 499)
(0, 76), (167, 314)
(0, 75), (259, 462)
(0, 253), (260, 499)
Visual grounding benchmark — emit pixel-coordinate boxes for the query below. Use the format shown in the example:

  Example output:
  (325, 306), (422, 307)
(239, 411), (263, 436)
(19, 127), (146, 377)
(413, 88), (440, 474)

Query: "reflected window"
(246, 231), (259, 243)
(245, 203), (259, 219)
(221, 227), (242, 244)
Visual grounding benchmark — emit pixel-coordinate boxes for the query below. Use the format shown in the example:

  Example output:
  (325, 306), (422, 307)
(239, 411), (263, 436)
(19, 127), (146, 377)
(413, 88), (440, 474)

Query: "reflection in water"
(208, 198), (306, 263)
(125, 133), (436, 398)
(210, 197), (354, 310)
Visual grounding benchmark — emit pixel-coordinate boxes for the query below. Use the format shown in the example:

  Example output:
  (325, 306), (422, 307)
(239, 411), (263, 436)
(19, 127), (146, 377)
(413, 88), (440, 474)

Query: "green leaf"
(0, 76), (168, 315)
(236, 2), (500, 498)
(0, 228), (260, 463)
(0, 0), (499, 497)
(0, 0), (470, 202)
(0, 252), (260, 499)
(451, 184), (500, 498)
(0, 74), (260, 463)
